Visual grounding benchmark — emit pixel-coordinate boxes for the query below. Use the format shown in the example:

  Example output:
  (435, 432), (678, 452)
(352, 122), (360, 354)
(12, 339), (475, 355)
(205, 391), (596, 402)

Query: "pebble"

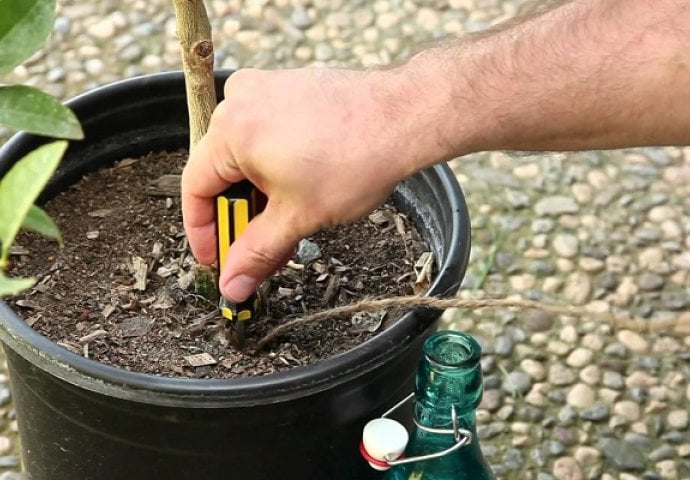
(0, 437), (11, 456)
(295, 239), (321, 264)
(563, 271), (592, 305)
(494, 336), (514, 356)
(566, 384), (595, 409)
(638, 273), (665, 291)
(579, 403), (610, 421)
(553, 234), (579, 258)
(649, 445), (676, 462)
(613, 401), (641, 422)
(598, 438), (646, 471)
(578, 365), (600, 385)
(513, 163), (540, 179)
(535, 196), (580, 216)
(566, 348), (592, 368)
(602, 370), (625, 390)
(503, 372), (533, 396)
(655, 460), (677, 479)
(617, 330), (649, 353)
(553, 457), (583, 480)
(290, 6), (313, 29)
(549, 364), (577, 386)
(521, 359), (546, 381)
(666, 410), (688, 430)
(574, 446), (600, 465)
(524, 310), (554, 332)
(87, 18), (116, 39)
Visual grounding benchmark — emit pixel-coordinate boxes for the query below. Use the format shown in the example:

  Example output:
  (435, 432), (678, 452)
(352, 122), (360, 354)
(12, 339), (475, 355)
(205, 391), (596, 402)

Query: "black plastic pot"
(0, 71), (471, 480)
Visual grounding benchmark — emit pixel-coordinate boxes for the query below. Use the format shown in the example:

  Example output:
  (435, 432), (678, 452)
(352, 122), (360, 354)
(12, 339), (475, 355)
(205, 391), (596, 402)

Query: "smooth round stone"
(54, 16), (71, 34)
(531, 218), (555, 233)
(626, 371), (659, 388)
(648, 205), (678, 222)
(563, 271), (592, 305)
(574, 446), (600, 465)
(503, 372), (533, 395)
(535, 196), (579, 216)
(545, 440), (566, 456)
(85, 58), (105, 76)
(655, 460), (676, 479)
(580, 403), (610, 421)
(559, 325), (578, 344)
(549, 364), (576, 386)
(524, 309), (554, 332)
(553, 234), (579, 258)
(567, 384), (595, 409)
(667, 409), (689, 430)
(578, 257), (604, 272)
(552, 456), (583, 480)
(290, 6), (313, 29)
(87, 18), (116, 39)
(0, 437), (10, 457)
(314, 43), (334, 61)
(558, 406), (578, 425)
(638, 273), (665, 291)
(617, 330), (649, 353)
(628, 387), (649, 404)
(649, 445), (675, 462)
(502, 448), (524, 470)
(494, 336), (514, 356)
(566, 348), (593, 368)
(480, 389), (503, 412)
(521, 359), (546, 381)
(579, 365), (601, 385)
(613, 401), (641, 422)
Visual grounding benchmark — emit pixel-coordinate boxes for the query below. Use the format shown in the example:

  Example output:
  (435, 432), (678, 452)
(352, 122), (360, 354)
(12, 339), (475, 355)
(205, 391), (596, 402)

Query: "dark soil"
(9, 150), (431, 378)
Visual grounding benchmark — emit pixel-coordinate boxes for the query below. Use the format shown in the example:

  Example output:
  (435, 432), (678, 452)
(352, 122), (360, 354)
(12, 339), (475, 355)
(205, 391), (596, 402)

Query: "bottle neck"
(414, 331), (483, 429)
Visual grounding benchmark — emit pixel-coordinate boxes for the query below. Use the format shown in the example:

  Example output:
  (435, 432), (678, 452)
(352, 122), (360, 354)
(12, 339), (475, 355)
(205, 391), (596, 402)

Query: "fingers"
(219, 203), (302, 302)
(181, 101), (245, 265)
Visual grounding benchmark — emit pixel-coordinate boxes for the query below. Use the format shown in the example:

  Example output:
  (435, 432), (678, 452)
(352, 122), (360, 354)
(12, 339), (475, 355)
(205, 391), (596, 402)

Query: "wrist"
(379, 49), (485, 176)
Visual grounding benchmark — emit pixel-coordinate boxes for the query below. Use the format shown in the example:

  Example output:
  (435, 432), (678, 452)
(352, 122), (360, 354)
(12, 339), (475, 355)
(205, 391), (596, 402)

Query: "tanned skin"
(181, 0), (690, 302)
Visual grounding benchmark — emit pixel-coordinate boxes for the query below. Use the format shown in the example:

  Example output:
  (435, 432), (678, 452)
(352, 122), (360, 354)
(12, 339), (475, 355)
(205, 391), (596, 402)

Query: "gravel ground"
(1, 0), (689, 479)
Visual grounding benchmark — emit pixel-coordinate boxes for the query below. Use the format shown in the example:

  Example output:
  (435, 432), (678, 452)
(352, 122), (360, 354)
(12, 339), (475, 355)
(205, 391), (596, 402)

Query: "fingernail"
(222, 274), (259, 302)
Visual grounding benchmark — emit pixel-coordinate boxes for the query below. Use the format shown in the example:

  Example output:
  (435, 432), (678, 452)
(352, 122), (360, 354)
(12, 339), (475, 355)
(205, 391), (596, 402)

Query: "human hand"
(181, 67), (433, 302)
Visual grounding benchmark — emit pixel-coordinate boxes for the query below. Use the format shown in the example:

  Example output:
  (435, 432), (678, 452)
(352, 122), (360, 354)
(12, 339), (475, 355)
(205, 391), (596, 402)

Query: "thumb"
(219, 203), (301, 302)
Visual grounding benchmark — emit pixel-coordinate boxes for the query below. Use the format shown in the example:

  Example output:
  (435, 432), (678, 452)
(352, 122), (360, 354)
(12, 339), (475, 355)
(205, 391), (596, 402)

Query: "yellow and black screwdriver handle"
(215, 180), (267, 332)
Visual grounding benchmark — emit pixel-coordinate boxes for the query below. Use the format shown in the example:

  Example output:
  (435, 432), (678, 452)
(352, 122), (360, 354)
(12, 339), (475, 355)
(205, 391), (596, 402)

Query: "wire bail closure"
(361, 392), (473, 468)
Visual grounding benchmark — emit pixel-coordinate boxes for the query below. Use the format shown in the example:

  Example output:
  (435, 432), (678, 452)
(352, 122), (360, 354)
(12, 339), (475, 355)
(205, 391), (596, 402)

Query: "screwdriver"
(216, 180), (266, 346)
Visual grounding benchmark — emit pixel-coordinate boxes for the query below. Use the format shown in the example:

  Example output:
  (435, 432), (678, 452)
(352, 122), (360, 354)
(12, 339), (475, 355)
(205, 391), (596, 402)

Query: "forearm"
(394, 0), (690, 171)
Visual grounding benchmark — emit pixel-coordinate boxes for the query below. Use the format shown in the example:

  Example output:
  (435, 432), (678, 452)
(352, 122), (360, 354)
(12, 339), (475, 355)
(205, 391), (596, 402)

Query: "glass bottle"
(383, 330), (495, 480)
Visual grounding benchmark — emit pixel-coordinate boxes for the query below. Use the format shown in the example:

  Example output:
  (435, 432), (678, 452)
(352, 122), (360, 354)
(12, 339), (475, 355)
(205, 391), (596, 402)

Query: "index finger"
(181, 101), (245, 265)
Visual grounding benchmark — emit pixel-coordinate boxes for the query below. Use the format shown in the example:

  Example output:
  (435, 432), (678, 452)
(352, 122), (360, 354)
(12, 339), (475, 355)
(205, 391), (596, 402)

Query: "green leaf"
(0, 271), (35, 297)
(0, 85), (83, 139)
(22, 204), (62, 245)
(0, 141), (66, 261)
(0, 0), (56, 73)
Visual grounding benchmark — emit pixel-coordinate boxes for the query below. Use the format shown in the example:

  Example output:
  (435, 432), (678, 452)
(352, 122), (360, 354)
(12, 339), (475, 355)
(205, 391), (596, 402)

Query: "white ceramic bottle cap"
(361, 418), (409, 471)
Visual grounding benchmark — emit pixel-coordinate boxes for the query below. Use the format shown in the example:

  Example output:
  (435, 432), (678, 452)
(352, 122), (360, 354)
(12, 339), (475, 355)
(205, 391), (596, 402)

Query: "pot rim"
(0, 71), (471, 407)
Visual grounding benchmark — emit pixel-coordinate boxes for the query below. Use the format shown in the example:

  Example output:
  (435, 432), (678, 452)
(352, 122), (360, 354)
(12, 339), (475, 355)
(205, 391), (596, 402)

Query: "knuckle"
(223, 68), (256, 100)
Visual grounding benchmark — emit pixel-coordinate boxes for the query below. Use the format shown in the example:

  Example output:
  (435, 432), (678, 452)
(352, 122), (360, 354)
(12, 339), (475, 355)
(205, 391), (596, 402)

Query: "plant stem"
(172, 0), (216, 149)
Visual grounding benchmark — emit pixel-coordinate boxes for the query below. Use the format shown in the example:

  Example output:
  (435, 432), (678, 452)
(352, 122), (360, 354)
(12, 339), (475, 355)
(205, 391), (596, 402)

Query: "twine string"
(254, 296), (689, 351)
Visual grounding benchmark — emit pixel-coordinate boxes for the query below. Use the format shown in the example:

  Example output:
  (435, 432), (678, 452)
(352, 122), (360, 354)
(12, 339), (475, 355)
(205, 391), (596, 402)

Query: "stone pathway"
(1, 0), (689, 479)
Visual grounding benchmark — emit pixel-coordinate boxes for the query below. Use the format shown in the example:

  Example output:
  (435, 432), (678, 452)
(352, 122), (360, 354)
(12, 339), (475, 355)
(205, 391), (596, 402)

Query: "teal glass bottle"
(383, 330), (495, 480)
